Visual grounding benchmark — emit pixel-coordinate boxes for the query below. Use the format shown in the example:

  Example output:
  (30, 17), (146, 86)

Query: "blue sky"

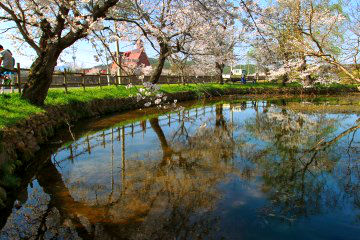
(0, 26), (250, 69)
(0, 34), (158, 69)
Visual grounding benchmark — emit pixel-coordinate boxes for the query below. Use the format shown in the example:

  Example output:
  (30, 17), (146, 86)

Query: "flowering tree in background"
(246, 0), (303, 85)
(0, 0), (121, 105)
(248, 0), (360, 85)
(107, 0), (207, 84)
(284, 0), (359, 83)
(343, 1), (360, 78)
(149, 0), (240, 84)
(190, 18), (239, 84)
(108, 0), (241, 84)
(169, 53), (195, 83)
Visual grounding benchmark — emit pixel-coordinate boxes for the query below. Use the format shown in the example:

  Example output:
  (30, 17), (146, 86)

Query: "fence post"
(82, 70), (86, 91)
(114, 72), (118, 87)
(107, 68), (111, 86)
(10, 77), (14, 93)
(16, 63), (21, 93)
(117, 67), (121, 85)
(63, 70), (68, 94)
(98, 71), (102, 88)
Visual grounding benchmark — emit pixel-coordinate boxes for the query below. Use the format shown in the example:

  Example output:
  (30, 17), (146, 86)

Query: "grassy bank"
(0, 82), (357, 129)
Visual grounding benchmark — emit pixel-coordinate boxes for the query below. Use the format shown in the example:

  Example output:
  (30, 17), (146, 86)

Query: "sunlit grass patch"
(159, 82), (299, 93)
(45, 86), (139, 105)
(0, 94), (43, 129)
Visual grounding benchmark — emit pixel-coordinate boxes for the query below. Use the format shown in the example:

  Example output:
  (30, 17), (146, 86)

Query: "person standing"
(0, 45), (14, 72)
(0, 45), (16, 93)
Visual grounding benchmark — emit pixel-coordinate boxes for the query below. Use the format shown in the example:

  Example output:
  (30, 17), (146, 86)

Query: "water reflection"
(2, 99), (360, 239)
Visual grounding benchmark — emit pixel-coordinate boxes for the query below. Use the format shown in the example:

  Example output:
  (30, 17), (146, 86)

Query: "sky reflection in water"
(1, 98), (360, 240)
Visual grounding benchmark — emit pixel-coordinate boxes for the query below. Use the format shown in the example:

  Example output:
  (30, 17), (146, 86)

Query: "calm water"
(1, 98), (360, 240)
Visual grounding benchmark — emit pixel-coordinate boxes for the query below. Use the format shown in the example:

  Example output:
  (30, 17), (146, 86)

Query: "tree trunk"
(299, 56), (313, 86)
(22, 49), (61, 105)
(281, 73), (289, 86)
(150, 43), (169, 84)
(215, 104), (226, 128)
(149, 117), (173, 166)
(332, 61), (360, 83)
(215, 62), (224, 85)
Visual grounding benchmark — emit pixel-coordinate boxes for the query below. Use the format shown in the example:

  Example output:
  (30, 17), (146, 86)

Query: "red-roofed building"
(110, 39), (150, 74)
(84, 40), (151, 75)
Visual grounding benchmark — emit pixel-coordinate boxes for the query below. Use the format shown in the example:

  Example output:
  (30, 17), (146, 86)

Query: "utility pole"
(72, 46), (77, 71)
(247, 59), (250, 75)
(114, 22), (122, 85)
(106, 49), (110, 86)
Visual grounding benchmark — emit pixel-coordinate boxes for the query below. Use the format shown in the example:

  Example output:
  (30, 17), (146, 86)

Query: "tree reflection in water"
(1, 104), (238, 239)
(2, 100), (360, 239)
(242, 105), (360, 221)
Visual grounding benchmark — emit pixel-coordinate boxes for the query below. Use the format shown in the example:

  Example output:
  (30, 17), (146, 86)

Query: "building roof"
(112, 47), (150, 74)
(123, 49), (141, 60)
(85, 41), (150, 75)
(122, 48), (149, 66)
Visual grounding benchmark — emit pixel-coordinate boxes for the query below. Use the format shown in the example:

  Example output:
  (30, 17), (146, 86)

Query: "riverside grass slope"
(0, 82), (357, 129)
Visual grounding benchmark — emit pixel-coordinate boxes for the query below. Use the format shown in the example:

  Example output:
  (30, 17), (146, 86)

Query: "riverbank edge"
(0, 85), (358, 208)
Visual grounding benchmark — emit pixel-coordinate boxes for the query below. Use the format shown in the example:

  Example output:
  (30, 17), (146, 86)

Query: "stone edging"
(0, 86), (358, 207)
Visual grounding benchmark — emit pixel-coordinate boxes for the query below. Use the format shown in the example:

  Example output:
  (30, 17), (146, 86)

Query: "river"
(1, 97), (360, 240)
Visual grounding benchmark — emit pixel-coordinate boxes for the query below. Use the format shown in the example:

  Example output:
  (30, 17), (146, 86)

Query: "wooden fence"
(0, 63), (222, 94)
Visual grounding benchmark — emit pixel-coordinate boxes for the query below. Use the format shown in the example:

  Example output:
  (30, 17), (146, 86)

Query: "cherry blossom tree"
(0, 0), (121, 105)
(105, 0), (202, 84)
(248, 0), (360, 85)
(285, 0), (358, 83)
(190, 18), (239, 84)
(159, 0), (241, 84)
(108, 0), (241, 84)
(342, 1), (360, 79)
(169, 53), (195, 82)
(0, 0), (250, 104)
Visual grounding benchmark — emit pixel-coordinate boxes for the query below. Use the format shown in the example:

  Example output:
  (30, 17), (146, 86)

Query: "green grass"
(0, 94), (44, 130)
(0, 82), (357, 129)
(45, 85), (139, 105)
(159, 82), (300, 93)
